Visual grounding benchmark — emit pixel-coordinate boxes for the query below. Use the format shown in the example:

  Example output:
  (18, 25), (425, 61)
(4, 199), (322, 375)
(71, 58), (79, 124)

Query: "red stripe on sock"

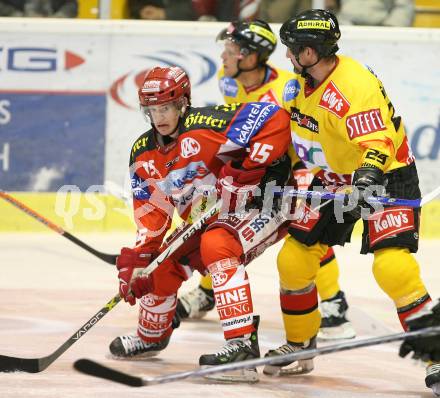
(280, 285), (318, 312)
(320, 247), (335, 263)
(224, 324), (255, 339)
(398, 297), (432, 330)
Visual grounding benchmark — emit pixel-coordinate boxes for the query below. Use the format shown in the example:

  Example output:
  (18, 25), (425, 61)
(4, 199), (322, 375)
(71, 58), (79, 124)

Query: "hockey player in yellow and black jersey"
(217, 20), (294, 106)
(178, 18), (356, 342)
(261, 9), (439, 395)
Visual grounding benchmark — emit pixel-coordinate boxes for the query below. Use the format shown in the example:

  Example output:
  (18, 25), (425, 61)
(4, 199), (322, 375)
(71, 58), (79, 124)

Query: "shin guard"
(138, 293), (177, 342)
(207, 258), (254, 339)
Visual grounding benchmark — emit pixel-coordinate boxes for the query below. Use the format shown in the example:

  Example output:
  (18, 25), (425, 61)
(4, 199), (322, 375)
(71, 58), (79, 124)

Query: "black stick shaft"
(0, 198), (220, 373)
(0, 294), (121, 373)
(0, 190), (117, 264)
(153, 325), (440, 385)
(74, 326), (440, 386)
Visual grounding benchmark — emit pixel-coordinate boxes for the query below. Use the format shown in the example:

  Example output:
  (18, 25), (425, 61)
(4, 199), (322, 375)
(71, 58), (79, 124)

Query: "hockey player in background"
(178, 18), (356, 342)
(109, 66), (292, 382)
(261, 8), (439, 395)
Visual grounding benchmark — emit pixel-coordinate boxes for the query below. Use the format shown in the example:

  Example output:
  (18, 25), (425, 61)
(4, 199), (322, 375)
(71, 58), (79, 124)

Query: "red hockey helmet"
(138, 66), (191, 107)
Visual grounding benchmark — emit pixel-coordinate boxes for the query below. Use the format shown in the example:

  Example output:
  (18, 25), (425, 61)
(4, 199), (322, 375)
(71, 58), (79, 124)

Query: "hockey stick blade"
(63, 231), (117, 264)
(74, 359), (144, 386)
(0, 190), (117, 265)
(0, 199), (222, 373)
(73, 326), (440, 386)
(0, 295), (121, 373)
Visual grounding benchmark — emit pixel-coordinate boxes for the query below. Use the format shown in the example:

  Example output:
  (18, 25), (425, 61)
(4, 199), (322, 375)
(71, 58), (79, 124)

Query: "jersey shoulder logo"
(180, 137), (201, 158)
(183, 106), (232, 132)
(318, 81), (350, 118)
(346, 108), (386, 139)
(219, 77), (239, 98)
(130, 131), (154, 162)
(283, 79), (301, 102)
(227, 102), (278, 146)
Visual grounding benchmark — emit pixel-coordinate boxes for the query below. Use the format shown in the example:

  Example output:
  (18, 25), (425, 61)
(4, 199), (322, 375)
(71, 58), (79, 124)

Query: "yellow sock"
(278, 237), (326, 342)
(316, 258), (341, 301)
(373, 247), (428, 308)
(199, 274), (212, 290)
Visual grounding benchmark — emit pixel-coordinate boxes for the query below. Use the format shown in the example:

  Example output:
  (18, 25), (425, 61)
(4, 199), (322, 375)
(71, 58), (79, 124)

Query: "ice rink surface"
(0, 233), (439, 398)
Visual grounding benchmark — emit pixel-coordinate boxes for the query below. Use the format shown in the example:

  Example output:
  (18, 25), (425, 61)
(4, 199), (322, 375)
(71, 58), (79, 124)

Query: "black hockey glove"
(399, 298), (440, 362)
(252, 153), (292, 212)
(348, 165), (386, 219)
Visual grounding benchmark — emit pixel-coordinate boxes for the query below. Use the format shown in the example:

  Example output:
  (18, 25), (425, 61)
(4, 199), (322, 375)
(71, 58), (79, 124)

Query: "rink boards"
(0, 19), (439, 235)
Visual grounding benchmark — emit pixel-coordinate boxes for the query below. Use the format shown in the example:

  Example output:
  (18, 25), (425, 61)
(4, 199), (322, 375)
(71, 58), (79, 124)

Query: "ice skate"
(109, 333), (170, 359)
(177, 286), (215, 319)
(318, 291), (356, 341)
(426, 363), (440, 397)
(263, 337), (316, 376)
(199, 316), (260, 382)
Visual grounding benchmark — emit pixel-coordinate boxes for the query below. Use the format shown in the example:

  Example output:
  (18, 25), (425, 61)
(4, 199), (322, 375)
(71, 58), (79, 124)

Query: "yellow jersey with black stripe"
(218, 65), (299, 106)
(283, 55), (414, 189)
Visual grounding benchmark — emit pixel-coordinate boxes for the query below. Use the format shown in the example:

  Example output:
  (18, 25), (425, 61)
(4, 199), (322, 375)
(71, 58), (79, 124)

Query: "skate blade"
(201, 366), (259, 383)
(263, 360), (314, 376)
(317, 322), (356, 341)
(110, 350), (161, 360)
(431, 382), (440, 398)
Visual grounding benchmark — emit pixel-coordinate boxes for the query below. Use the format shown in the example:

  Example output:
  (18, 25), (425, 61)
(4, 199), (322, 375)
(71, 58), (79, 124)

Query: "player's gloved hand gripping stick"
(0, 198), (222, 373)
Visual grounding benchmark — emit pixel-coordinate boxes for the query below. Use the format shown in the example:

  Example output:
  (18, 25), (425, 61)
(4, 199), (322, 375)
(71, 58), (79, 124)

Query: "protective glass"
(141, 100), (181, 124)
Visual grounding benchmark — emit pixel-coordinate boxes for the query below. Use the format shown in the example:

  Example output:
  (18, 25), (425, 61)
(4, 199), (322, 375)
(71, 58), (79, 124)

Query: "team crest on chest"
(180, 137), (201, 158)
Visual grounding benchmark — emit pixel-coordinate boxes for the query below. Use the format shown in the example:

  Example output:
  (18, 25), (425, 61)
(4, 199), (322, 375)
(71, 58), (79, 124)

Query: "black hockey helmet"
(217, 20), (277, 64)
(280, 9), (340, 58)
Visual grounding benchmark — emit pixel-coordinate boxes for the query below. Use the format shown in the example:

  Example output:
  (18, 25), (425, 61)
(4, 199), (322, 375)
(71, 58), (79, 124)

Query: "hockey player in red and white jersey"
(179, 19), (356, 342)
(109, 66), (292, 382)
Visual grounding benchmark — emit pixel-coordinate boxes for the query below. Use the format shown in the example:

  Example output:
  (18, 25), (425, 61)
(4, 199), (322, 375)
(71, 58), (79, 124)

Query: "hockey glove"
(252, 153), (292, 211)
(399, 298), (440, 362)
(117, 247), (155, 305)
(216, 160), (266, 214)
(348, 165), (386, 219)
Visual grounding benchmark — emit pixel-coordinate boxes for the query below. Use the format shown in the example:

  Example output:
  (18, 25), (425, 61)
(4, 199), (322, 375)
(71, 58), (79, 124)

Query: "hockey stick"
(0, 198), (222, 373)
(73, 325), (440, 386)
(0, 295), (121, 373)
(421, 185), (440, 206)
(285, 189), (425, 207)
(0, 190), (118, 265)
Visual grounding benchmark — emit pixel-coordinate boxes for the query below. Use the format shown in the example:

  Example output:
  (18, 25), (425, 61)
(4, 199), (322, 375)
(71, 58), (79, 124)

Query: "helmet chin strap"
(294, 53), (321, 86)
(232, 56), (260, 79)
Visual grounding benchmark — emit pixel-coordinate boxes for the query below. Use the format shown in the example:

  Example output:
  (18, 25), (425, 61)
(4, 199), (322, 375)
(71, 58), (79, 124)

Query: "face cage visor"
(140, 98), (185, 125)
(216, 28), (253, 59)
